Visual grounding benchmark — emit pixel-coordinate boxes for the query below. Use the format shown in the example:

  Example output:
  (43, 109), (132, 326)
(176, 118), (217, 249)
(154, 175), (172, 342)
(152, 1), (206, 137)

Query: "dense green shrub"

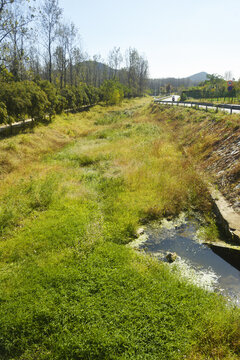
(55, 94), (67, 114)
(0, 76), (140, 127)
(100, 80), (124, 105)
(0, 81), (51, 124)
(38, 80), (59, 120)
(60, 87), (77, 111)
(180, 92), (187, 101)
(84, 84), (99, 105)
(25, 81), (50, 121)
(0, 101), (8, 124)
(73, 85), (89, 108)
(0, 82), (31, 121)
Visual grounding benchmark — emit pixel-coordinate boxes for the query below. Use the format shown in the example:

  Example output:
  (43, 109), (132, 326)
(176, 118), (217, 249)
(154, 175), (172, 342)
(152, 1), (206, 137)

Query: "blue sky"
(58, 0), (240, 79)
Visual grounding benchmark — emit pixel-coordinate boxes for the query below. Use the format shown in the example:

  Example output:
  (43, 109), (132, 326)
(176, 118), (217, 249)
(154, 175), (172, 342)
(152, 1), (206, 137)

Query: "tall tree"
(71, 47), (84, 86)
(0, 0), (33, 70)
(108, 47), (123, 79)
(27, 43), (41, 79)
(6, 1), (34, 80)
(66, 22), (77, 86)
(0, 0), (14, 44)
(125, 48), (140, 96)
(125, 48), (148, 96)
(54, 22), (69, 88)
(92, 54), (102, 87)
(40, 0), (62, 83)
(137, 55), (148, 95)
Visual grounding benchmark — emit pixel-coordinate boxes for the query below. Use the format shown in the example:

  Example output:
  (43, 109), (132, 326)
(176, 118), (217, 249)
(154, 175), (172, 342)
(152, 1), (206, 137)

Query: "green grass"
(0, 175), (59, 236)
(187, 97), (240, 104)
(1, 241), (235, 360)
(0, 100), (240, 359)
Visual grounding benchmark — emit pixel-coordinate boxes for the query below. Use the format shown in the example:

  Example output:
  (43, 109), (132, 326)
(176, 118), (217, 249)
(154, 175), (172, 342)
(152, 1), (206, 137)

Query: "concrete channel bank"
(210, 187), (240, 246)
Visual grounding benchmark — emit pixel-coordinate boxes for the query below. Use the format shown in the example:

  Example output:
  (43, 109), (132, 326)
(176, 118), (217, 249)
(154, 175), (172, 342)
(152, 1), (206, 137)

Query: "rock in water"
(136, 228), (145, 236)
(166, 252), (178, 263)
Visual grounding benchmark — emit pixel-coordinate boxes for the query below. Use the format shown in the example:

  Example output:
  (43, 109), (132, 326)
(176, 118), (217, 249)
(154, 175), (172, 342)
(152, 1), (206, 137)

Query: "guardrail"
(154, 100), (240, 115)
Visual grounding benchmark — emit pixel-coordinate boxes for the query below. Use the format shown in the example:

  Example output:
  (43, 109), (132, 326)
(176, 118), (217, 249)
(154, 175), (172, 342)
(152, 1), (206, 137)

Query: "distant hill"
(148, 72), (209, 93)
(187, 72), (208, 83)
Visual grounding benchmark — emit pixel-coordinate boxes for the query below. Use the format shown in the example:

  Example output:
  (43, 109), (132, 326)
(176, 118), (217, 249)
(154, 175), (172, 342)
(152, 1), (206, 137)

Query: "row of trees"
(0, 0), (148, 94)
(0, 77), (129, 125)
(0, 0), (149, 125)
(148, 78), (194, 96)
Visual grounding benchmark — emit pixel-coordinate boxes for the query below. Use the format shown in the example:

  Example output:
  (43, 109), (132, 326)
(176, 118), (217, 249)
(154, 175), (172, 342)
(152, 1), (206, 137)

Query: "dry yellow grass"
(0, 98), (149, 196)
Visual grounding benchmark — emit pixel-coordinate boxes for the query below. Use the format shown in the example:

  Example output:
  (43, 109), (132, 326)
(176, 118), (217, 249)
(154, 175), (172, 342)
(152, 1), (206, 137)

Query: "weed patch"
(94, 110), (127, 125)
(0, 175), (59, 235)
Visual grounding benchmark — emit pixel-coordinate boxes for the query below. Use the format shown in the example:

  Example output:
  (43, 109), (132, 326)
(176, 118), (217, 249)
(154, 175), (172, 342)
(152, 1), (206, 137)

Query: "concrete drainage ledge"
(210, 187), (240, 244)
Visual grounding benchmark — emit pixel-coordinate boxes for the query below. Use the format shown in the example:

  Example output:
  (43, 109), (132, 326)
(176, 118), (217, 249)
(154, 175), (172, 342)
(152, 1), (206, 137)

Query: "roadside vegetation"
(0, 98), (240, 359)
(151, 104), (240, 210)
(180, 74), (240, 103)
(0, 77), (134, 127)
(183, 97), (240, 104)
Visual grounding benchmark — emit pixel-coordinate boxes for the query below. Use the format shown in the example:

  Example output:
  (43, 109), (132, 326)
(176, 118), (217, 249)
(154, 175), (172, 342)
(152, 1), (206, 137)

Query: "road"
(154, 95), (180, 102)
(155, 95), (240, 115)
(162, 95), (180, 102)
(0, 105), (92, 135)
(0, 118), (33, 134)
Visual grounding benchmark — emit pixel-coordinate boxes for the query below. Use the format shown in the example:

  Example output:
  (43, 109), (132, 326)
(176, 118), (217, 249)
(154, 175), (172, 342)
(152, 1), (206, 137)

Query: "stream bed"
(135, 214), (240, 305)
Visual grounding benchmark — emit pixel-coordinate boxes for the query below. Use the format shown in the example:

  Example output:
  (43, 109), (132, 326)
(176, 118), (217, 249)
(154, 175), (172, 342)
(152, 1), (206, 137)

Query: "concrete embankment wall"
(210, 188), (240, 244)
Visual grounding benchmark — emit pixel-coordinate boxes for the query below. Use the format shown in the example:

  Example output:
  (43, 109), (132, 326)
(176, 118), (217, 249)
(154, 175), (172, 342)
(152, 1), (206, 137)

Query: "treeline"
(0, 0), (149, 124)
(181, 74), (239, 100)
(148, 78), (193, 95)
(0, 75), (132, 125)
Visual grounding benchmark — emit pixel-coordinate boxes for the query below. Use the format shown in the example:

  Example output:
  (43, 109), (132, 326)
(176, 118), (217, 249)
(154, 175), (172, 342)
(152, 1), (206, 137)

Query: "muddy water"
(138, 215), (240, 304)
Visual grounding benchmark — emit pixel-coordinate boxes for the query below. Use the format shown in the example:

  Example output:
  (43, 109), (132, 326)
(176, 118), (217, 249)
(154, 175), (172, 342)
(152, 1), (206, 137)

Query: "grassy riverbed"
(0, 98), (240, 359)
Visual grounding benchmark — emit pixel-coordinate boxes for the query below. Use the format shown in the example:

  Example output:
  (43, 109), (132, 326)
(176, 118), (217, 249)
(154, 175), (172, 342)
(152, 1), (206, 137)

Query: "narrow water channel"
(137, 215), (240, 305)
